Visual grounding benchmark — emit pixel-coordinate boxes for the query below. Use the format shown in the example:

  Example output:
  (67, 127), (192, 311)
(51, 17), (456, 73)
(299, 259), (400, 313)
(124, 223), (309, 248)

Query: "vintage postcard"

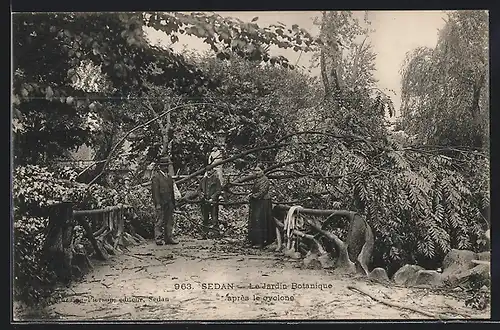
(11, 10), (490, 321)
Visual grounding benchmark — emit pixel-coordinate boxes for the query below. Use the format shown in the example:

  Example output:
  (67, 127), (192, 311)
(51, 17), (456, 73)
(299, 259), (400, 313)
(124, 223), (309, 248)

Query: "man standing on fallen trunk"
(248, 165), (276, 248)
(151, 156), (178, 245)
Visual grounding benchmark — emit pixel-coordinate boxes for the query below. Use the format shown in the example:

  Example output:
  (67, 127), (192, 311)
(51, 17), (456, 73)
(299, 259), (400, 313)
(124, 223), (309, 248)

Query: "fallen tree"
(272, 204), (374, 275)
(42, 202), (146, 284)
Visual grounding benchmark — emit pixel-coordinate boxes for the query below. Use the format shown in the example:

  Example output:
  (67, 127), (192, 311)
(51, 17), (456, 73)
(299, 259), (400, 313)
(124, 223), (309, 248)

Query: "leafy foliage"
(12, 165), (126, 304)
(123, 51), (320, 177)
(273, 131), (489, 275)
(145, 12), (319, 67)
(13, 12), (318, 167)
(400, 10), (489, 149)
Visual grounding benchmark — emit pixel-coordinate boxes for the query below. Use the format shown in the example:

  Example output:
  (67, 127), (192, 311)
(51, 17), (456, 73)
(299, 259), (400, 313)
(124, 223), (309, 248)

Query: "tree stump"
(42, 202), (75, 284)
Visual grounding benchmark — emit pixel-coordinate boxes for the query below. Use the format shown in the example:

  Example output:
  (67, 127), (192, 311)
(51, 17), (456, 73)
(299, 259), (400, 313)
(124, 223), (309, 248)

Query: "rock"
(266, 241), (279, 252)
(318, 253), (335, 269)
(393, 264), (425, 286)
(441, 249), (491, 289)
(446, 264), (490, 288)
(441, 249), (477, 278)
(284, 247), (302, 259)
(332, 259), (357, 275)
(368, 267), (390, 283)
(303, 251), (322, 269)
(476, 251), (490, 261)
(414, 270), (444, 288)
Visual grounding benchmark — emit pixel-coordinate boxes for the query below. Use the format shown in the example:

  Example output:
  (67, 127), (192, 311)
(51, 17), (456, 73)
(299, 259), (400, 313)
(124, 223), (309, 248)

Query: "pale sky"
(145, 11), (447, 118)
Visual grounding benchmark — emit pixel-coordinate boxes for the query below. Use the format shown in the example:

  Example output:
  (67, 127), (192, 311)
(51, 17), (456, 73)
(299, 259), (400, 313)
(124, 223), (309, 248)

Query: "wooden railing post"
(43, 201), (75, 284)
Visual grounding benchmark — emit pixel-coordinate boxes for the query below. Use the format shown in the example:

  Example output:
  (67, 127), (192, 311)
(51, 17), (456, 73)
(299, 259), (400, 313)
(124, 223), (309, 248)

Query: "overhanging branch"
(87, 102), (216, 187)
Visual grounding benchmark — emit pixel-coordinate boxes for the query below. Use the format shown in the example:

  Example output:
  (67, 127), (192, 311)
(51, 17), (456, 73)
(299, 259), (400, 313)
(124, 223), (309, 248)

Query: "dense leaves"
(273, 133), (489, 274)
(400, 10), (489, 149)
(13, 165), (127, 303)
(145, 12), (319, 67)
(122, 51), (320, 176)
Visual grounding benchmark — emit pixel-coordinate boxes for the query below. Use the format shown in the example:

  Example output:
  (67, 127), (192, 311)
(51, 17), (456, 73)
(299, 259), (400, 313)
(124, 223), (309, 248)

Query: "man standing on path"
(248, 165), (276, 248)
(199, 169), (222, 238)
(151, 156), (179, 245)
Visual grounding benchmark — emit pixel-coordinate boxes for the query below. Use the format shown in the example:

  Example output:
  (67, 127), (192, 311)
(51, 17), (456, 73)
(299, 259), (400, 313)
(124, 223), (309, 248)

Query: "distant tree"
(307, 11), (394, 140)
(400, 10), (489, 149)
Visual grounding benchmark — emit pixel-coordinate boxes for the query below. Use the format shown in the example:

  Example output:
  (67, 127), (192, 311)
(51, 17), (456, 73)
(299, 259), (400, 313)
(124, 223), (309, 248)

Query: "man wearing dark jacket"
(248, 165), (276, 248)
(199, 169), (222, 238)
(151, 156), (178, 245)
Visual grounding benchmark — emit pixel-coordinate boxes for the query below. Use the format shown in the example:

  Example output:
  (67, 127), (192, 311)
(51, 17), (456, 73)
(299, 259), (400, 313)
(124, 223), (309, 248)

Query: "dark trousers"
(154, 203), (174, 242)
(201, 201), (219, 233)
(248, 198), (276, 247)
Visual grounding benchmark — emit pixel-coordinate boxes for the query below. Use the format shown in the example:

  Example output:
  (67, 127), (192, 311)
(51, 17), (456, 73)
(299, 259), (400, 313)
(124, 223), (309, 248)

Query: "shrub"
(13, 215), (56, 303)
(125, 185), (156, 239)
(12, 165), (126, 305)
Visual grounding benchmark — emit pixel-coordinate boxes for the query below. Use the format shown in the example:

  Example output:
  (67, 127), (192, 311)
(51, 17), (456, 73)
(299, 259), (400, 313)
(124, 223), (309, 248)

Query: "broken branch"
(347, 285), (441, 319)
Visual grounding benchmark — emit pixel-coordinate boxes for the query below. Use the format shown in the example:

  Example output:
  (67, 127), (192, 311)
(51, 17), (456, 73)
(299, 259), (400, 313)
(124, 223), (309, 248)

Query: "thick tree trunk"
(272, 213), (355, 273)
(320, 48), (331, 99)
(83, 108), (118, 185)
(470, 72), (486, 147)
(147, 101), (175, 175)
(304, 217), (356, 273)
(273, 218), (327, 254)
(319, 11), (342, 103)
(471, 72), (485, 119)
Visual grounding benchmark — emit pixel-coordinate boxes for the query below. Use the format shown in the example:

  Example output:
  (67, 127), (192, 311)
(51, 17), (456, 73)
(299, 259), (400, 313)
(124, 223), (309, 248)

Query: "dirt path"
(16, 236), (490, 321)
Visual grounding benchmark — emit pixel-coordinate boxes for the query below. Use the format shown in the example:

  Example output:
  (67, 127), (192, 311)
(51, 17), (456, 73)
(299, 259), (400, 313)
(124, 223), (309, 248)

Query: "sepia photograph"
(11, 10), (491, 321)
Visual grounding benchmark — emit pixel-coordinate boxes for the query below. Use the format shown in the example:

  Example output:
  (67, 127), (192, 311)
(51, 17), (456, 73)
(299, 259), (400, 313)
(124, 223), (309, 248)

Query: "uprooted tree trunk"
(273, 217), (335, 269)
(272, 204), (374, 275)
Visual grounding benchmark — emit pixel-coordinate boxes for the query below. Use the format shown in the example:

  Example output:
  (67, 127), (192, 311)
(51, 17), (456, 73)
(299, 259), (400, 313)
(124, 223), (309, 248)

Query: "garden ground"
(13, 236), (490, 321)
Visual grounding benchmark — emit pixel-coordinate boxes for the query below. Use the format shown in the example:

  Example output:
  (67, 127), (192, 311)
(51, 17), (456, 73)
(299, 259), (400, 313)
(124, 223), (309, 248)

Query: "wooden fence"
(42, 202), (145, 284)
